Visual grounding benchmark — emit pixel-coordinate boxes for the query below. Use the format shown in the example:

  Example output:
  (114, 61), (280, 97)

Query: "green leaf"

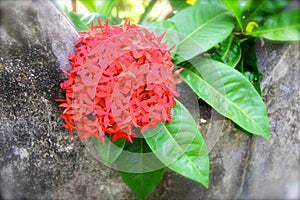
(236, 39), (262, 95)
(118, 139), (165, 200)
(179, 58), (270, 139)
(170, 4), (235, 61)
(120, 169), (165, 200)
(222, 0), (244, 31)
(66, 11), (90, 31)
(210, 34), (241, 67)
(243, 0), (290, 24)
(144, 100), (209, 188)
(94, 135), (126, 166)
(79, 0), (97, 12)
(250, 10), (300, 41)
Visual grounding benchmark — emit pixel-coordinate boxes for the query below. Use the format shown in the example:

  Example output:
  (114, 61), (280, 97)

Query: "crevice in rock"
(233, 138), (253, 199)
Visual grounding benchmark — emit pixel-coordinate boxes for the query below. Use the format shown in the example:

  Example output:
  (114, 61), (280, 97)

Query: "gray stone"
(238, 41), (300, 200)
(0, 0), (299, 200)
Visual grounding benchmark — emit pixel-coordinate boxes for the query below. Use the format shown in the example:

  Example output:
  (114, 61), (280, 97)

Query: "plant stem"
(71, 0), (77, 12)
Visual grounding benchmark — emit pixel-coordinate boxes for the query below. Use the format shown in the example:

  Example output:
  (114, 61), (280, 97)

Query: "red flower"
(58, 19), (181, 143)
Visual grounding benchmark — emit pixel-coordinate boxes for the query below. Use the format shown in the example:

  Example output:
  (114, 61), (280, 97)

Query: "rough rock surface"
(0, 1), (299, 200)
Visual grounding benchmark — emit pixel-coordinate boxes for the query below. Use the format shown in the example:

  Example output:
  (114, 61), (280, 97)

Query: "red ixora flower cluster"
(57, 19), (181, 143)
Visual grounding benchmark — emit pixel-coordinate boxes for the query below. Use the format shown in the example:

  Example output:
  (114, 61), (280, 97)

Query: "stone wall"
(0, 1), (299, 199)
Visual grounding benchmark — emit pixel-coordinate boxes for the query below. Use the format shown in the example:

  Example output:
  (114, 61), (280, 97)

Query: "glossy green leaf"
(250, 10), (300, 41)
(170, 4), (235, 61)
(236, 39), (262, 95)
(222, 0), (244, 31)
(144, 100), (209, 188)
(243, 0), (290, 24)
(118, 139), (165, 200)
(120, 169), (165, 200)
(79, 0), (97, 12)
(66, 11), (90, 31)
(179, 58), (270, 139)
(94, 135), (125, 166)
(210, 34), (241, 67)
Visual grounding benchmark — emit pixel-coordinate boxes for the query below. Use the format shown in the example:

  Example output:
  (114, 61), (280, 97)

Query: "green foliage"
(243, 0), (290, 24)
(97, 0), (116, 17)
(249, 10), (300, 41)
(209, 34), (241, 67)
(118, 139), (165, 200)
(80, 13), (107, 25)
(138, 0), (156, 24)
(169, 0), (190, 11)
(222, 0), (243, 31)
(120, 169), (165, 200)
(144, 100), (209, 188)
(179, 58), (269, 140)
(63, 0), (120, 31)
(67, 11), (90, 31)
(170, 4), (235, 60)
(236, 39), (262, 95)
(79, 0), (97, 12)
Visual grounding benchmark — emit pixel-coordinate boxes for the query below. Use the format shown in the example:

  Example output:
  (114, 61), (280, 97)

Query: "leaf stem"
(233, 31), (244, 35)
